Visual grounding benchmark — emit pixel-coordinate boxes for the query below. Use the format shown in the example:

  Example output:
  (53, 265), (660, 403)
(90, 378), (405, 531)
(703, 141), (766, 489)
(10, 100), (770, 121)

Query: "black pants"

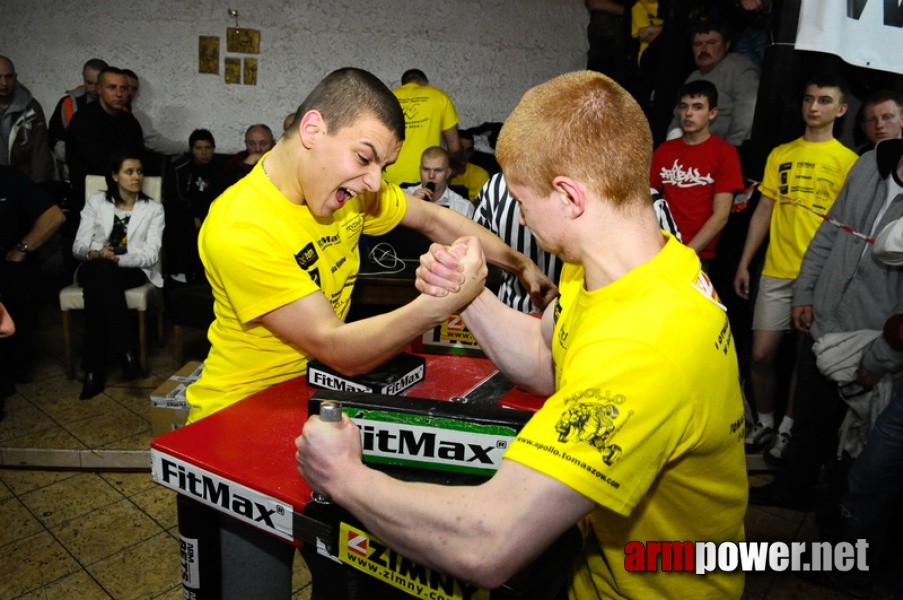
(0, 260), (42, 384)
(76, 259), (147, 371)
(775, 336), (849, 502)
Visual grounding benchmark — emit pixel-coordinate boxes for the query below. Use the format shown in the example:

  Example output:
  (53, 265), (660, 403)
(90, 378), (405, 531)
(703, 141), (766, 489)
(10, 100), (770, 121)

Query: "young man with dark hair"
(298, 70), (747, 599)
(163, 128), (225, 282)
(384, 69), (461, 185)
(735, 75), (859, 464)
(651, 79), (744, 271)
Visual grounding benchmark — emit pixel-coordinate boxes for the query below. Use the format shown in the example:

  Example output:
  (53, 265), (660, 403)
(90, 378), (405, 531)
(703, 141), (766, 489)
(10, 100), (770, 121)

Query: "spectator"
(857, 90), (903, 155)
(651, 80), (744, 271)
(384, 69), (461, 186)
(212, 123), (274, 194)
(163, 129), (226, 283)
(71, 153), (164, 399)
(0, 166), (66, 405)
(48, 58), (107, 181)
(0, 56), (53, 183)
(749, 138), (903, 522)
(449, 130), (490, 202)
(404, 147), (474, 218)
(65, 67), (145, 209)
(735, 75), (859, 465)
(667, 18), (760, 147)
(122, 69), (185, 157)
(585, 0), (631, 82)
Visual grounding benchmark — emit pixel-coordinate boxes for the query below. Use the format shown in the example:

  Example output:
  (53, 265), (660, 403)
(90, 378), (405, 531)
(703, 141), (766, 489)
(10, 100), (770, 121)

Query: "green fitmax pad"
(307, 353), (425, 395)
(309, 391), (533, 477)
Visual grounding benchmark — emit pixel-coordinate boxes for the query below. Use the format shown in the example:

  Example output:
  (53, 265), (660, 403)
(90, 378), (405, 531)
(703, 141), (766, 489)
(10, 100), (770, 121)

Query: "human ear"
(299, 110), (325, 149)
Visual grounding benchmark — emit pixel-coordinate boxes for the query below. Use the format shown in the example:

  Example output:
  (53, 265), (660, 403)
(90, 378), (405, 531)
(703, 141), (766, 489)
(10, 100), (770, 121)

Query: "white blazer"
(72, 191), (166, 287)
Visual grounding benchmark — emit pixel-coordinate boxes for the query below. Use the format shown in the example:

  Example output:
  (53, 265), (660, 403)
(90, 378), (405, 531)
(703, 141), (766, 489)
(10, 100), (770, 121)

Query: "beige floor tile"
(52, 497), (164, 566)
(31, 386), (123, 425)
(0, 468), (78, 495)
(16, 569), (111, 600)
(97, 431), (154, 452)
(19, 472), (122, 528)
(63, 406), (150, 448)
(16, 374), (83, 407)
(292, 551), (313, 592)
(3, 426), (88, 451)
(100, 471), (158, 497)
(129, 483), (179, 529)
(0, 478), (10, 502)
(154, 585), (188, 599)
(0, 404), (59, 444)
(88, 530), (182, 600)
(292, 585), (313, 599)
(0, 496), (45, 547)
(0, 530), (81, 599)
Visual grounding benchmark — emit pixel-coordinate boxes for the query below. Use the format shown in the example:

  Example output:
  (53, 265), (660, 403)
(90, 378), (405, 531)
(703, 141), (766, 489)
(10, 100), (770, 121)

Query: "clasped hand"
(415, 236), (487, 303)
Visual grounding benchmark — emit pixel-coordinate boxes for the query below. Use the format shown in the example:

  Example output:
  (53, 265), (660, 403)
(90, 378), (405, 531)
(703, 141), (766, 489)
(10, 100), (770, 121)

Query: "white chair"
(60, 175), (165, 378)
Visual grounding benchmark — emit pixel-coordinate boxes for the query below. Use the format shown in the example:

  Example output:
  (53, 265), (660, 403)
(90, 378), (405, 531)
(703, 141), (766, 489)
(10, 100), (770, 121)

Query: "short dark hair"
(689, 17), (732, 46)
(679, 80), (718, 109)
(804, 73), (850, 105)
(83, 58), (108, 72)
(122, 69), (138, 81)
(863, 90), (903, 115)
(287, 68), (405, 142)
(459, 129), (475, 143)
(401, 69), (428, 85)
(189, 129), (215, 148)
(98, 66), (127, 85)
(104, 153), (150, 204)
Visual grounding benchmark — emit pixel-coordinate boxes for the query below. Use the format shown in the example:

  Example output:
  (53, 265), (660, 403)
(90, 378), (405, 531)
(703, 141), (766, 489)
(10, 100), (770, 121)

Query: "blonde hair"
(496, 71), (652, 208)
(421, 146), (449, 167)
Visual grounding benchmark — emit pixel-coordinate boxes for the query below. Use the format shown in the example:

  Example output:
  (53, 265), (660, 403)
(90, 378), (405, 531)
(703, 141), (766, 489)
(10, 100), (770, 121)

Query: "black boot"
(122, 350), (145, 380)
(80, 371), (105, 400)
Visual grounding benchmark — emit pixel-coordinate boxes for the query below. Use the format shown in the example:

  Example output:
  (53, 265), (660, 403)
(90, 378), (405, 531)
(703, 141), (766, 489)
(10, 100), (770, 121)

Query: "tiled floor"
(0, 300), (895, 598)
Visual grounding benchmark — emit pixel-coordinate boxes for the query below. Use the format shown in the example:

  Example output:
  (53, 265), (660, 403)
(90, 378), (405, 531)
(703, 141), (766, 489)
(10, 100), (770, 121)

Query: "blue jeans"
(834, 384), (903, 592)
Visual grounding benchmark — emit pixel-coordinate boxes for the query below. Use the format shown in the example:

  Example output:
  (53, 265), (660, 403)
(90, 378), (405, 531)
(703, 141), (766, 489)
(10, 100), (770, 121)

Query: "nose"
(362, 165), (382, 192)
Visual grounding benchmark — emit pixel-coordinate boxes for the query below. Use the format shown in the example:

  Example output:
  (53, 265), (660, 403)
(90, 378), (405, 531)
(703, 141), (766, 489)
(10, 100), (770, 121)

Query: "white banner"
(796, 0), (903, 75)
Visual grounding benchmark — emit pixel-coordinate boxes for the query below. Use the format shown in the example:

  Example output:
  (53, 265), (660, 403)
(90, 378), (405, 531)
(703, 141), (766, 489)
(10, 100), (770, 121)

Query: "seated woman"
(72, 153), (164, 399)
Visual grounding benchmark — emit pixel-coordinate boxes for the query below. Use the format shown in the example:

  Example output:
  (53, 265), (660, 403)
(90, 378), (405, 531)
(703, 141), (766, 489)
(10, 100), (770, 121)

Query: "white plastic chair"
(59, 175), (165, 378)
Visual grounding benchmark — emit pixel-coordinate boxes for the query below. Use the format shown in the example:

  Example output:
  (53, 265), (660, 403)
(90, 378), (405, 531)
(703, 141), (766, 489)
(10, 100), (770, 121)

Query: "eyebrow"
(363, 141), (382, 165)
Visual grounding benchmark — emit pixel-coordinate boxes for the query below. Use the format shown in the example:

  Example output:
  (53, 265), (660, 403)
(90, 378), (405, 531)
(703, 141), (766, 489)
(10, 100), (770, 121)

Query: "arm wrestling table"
(151, 353), (577, 600)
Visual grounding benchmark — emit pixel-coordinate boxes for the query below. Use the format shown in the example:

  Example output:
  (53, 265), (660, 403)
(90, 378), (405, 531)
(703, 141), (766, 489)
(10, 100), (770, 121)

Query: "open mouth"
(336, 187), (356, 205)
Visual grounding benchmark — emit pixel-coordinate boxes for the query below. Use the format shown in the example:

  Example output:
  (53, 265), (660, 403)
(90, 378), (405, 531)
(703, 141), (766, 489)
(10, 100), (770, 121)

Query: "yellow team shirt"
(450, 162), (490, 203)
(504, 236), (747, 599)
(186, 159), (406, 422)
(631, 0), (663, 64)
(384, 82), (459, 186)
(758, 137), (858, 279)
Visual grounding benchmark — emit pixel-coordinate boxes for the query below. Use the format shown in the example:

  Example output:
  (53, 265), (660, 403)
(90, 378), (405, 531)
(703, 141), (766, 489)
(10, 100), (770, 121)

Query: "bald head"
(0, 56), (17, 103)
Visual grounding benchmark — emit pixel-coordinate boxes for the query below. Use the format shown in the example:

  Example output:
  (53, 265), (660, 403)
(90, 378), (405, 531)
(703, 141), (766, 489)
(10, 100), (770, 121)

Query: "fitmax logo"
(360, 424), (501, 465)
(310, 370), (371, 392)
(159, 459), (281, 530)
(381, 365), (424, 394)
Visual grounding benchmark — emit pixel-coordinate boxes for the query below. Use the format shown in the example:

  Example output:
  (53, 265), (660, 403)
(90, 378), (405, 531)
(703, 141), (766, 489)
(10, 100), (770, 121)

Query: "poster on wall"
(795, 0), (903, 74)
(243, 58), (257, 85)
(227, 28), (260, 54)
(225, 58), (241, 84)
(199, 36), (219, 74)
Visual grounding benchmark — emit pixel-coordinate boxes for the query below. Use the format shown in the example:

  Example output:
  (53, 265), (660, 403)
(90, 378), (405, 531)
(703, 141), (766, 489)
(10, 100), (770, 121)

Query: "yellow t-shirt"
(186, 159), (406, 422)
(631, 0), (663, 64)
(384, 82), (460, 186)
(450, 162), (490, 202)
(758, 137), (858, 279)
(504, 237), (747, 599)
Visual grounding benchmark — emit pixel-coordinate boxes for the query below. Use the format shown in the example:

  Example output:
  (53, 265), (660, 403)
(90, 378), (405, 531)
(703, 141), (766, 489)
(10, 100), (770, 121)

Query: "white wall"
(5, 0), (588, 154)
